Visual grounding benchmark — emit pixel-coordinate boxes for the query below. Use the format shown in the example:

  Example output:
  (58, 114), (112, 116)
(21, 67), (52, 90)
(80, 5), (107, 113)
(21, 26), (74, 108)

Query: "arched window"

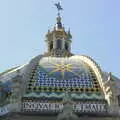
(50, 41), (53, 51)
(65, 42), (69, 51)
(118, 95), (120, 107)
(56, 39), (62, 49)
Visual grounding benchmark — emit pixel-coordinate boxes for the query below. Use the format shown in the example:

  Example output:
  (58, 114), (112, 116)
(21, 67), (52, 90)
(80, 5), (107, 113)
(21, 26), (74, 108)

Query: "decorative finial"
(108, 72), (112, 81)
(68, 28), (72, 38)
(54, 2), (63, 16)
(68, 28), (71, 34)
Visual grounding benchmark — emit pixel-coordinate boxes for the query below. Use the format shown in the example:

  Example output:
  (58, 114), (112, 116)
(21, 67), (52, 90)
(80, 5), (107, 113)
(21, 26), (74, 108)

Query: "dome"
(25, 55), (103, 100)
(1, 2), (120, 118)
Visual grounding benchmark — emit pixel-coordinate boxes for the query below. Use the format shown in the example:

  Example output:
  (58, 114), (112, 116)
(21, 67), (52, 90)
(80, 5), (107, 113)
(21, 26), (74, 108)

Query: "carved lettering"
(22, 102), (107, 113)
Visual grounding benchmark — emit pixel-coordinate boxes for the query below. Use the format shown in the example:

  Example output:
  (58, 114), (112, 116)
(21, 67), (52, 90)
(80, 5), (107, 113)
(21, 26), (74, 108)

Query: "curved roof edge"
(0, 54), (44, 78)
(74, 55), (105, 97)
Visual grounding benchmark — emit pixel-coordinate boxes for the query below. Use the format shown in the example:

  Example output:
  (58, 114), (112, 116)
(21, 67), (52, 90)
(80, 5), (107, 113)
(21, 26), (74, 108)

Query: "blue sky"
(0, 0), (119, 78)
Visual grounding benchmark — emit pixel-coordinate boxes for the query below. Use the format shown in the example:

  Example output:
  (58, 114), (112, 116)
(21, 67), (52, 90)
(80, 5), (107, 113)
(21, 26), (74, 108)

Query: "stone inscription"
(73, 103), (106, 112)
(23, 102), (63, 111)
(22, 102), (107, 113)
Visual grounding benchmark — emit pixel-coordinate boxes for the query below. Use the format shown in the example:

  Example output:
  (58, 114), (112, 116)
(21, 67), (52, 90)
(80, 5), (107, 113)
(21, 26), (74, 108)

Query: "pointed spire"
(68, 28), (72, 38)
(54, 2), (63, 30)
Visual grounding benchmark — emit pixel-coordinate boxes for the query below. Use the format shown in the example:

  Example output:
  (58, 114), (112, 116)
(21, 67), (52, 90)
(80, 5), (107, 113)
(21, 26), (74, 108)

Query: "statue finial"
(54, 2), (63, 16)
